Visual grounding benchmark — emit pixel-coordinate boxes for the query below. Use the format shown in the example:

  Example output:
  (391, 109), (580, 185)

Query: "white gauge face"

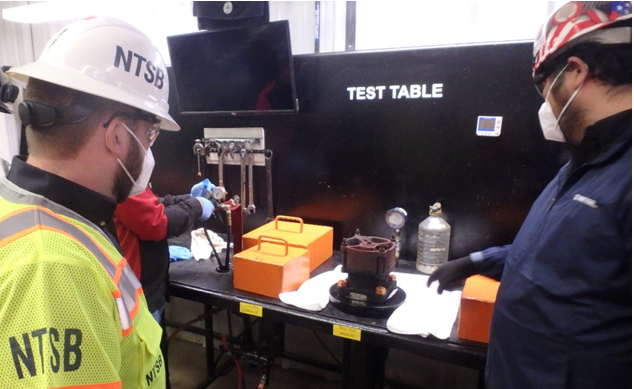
(212, 186), (227, 201)
(386, 208), (407, 229)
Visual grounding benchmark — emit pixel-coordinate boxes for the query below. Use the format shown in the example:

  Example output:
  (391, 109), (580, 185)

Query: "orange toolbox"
(457, 274), (500, 343)
(233, 235), (310, 298)
(242, 216), (333, 272)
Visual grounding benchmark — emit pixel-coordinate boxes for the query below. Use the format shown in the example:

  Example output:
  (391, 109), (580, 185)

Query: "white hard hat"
(8, 16), (180, 131)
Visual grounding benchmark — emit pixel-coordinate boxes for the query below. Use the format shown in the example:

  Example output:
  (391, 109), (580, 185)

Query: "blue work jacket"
(474, 110), (632, 389)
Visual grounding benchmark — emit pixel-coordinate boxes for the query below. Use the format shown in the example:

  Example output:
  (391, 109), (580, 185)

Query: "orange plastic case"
(233, 235), (311, 298)
(242, 216), (333, 272)
(457, 274), (500, 344)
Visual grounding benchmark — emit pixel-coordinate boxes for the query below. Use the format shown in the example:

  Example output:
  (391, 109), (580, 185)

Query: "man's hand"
(197, 197), (214, 221)
(427, 256), (478, 294)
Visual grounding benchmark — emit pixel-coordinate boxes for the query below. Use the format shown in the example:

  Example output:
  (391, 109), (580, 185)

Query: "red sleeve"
(114, 187), (168, 241)
(114, 220), (142, 279)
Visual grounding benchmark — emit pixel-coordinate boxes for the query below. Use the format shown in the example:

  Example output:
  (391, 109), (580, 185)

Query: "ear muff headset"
(18, 101), (57, 127)
(18, 100), (98, 128)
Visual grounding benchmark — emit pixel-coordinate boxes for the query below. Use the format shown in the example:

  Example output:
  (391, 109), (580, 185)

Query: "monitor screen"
(167, 20), (297, 115)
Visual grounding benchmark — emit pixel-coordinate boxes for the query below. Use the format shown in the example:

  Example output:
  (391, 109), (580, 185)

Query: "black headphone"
(18, 100), (97, 127)
(18, 101), (58, 127)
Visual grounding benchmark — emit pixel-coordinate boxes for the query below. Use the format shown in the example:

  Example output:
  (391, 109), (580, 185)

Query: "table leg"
(478, 368), (486, 389)
(204, 304), (215, 378)
(342, 340), (389, 389)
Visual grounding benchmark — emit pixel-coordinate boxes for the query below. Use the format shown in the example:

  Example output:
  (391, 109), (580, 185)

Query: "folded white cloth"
(190, 228), (233, 261)
(278, 267), (461, 339)
(385, 273), (462, 340)
(279, 265), (348, 311)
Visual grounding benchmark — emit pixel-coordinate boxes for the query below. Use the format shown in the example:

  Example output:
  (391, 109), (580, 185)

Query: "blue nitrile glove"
(169, 245), (193, 262)
(190, 179), (215, 198)
(197, 197), (214, 221)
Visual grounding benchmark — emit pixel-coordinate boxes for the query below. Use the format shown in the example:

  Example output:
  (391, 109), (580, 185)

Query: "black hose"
(224, 223), (231, 269)
(203, 226), (221, 264)
(217, 208), (232, 273)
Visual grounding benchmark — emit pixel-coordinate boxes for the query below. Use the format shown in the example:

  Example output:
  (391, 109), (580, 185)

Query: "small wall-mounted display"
(476, 116), (503, 137)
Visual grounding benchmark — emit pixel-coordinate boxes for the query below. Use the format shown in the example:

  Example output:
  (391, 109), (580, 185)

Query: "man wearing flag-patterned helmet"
(429, 2), (631, 388)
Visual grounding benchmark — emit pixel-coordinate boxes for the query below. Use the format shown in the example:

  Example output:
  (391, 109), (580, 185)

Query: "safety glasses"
(103, 111), (161, 145)
(534, 75), (548, 96)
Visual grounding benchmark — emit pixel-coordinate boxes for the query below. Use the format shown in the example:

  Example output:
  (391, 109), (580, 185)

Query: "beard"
(551, 83), (586, 145)
(113, 138), (143, 203)
(559, 101), (586, 143)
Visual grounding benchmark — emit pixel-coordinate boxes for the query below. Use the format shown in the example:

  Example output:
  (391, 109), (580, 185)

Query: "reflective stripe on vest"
(50, 381), (122, 389)
(0, 204), (141, 336)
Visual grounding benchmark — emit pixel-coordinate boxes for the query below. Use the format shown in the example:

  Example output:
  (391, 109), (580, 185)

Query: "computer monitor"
(167, 20), (298, 115)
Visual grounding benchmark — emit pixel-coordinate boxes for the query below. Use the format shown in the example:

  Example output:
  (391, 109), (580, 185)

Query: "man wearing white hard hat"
(0, 17), (180, 388)
(428, 2), (631, 388)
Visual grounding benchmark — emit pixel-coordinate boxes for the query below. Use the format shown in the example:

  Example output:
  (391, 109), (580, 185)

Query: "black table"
(169, 253), (488, 389)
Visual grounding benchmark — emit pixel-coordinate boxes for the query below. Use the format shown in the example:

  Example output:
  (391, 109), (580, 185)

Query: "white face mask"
(538, 64), (584, 142)
(115, 122), (155, 197)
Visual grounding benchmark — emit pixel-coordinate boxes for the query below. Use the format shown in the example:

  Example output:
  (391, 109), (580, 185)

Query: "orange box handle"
(274, 216), (304, 233)
(257, 235), (289, 257)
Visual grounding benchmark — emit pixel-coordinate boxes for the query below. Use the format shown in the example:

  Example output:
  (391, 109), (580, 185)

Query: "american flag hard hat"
(533, 1), (632, 76)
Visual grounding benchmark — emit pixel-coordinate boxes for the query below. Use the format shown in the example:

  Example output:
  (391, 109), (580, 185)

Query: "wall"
(152, 41), (564, 260)
(0, 1), (562, 162)
(0, 1), (565, 61)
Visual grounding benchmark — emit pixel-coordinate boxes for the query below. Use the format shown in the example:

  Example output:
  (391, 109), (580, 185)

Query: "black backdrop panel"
(152, 42), (564, 260)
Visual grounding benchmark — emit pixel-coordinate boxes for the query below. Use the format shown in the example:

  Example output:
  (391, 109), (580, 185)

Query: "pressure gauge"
(212, 186), (227, 201)
(386, 207), (407, 229)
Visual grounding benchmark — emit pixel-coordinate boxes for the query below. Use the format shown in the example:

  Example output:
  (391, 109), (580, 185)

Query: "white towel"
(385, 273), (462, 340)
(279, 267), (461, 339)
(190, 228), (233, 261)
(279, 265), (348, 311)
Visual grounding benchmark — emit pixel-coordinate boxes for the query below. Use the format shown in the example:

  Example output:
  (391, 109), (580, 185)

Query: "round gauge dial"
(212, 186), (227, 201)
(385, 207), (407, 229)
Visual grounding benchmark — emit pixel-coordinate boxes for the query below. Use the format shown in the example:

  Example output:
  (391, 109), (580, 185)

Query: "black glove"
(427, 256), (478, 293)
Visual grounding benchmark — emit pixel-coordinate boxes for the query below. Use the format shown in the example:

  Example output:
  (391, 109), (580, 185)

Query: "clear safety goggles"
(103, 111), (161, 145)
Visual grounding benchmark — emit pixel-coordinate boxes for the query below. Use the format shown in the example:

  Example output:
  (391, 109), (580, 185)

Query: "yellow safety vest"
(0, 178), (165, 389)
